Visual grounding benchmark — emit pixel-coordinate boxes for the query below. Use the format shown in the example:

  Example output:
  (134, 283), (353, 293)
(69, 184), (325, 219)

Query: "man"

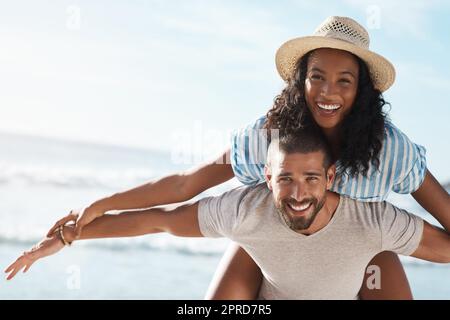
(5, 126), (450, 299)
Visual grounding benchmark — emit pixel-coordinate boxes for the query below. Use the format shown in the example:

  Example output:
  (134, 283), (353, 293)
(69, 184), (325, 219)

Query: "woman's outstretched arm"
(411, 169), (450, 231)
(47, 150), (235, 237)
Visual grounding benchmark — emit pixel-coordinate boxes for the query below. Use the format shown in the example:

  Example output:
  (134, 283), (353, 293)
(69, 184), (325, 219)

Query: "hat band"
(314, 31), (369, 49)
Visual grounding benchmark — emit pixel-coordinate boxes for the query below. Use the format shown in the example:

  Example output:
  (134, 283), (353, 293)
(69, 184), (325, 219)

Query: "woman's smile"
(316, 102), (342, 117)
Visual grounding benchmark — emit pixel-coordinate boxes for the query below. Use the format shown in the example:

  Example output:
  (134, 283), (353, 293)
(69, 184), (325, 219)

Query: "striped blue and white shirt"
(230, 116), (427, 202)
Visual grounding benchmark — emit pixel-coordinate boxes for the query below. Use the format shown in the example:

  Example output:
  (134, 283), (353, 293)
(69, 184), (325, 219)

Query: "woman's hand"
(46, 207), (102, 239)
(4, 233), (66, 280)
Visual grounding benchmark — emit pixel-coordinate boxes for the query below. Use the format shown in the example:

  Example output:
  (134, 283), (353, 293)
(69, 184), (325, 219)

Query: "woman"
(10, 16), (450, 299)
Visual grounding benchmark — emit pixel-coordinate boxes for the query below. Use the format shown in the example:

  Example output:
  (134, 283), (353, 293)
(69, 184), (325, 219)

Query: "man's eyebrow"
(278, 171), (293, 177)
(304, 171), (323, 177)
(278, 171), (323, 177)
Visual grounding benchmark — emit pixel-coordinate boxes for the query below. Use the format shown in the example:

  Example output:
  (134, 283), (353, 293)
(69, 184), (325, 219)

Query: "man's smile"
(286, 201), (313, 216)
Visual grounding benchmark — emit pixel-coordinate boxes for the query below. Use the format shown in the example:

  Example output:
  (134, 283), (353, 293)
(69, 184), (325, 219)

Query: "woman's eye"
(310, 74), (323, 80)
(339, 78), (351, 84)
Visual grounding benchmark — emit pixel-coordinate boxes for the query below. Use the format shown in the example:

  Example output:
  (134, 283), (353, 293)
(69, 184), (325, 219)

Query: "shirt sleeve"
(387, 123), (427, 194)
(197, 186), (249, 238)
(230, 115), (269, 185)
(379, 201), (424, 255)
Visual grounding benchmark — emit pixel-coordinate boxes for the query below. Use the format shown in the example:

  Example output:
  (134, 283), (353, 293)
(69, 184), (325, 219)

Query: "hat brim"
(275, 36), (396, 92)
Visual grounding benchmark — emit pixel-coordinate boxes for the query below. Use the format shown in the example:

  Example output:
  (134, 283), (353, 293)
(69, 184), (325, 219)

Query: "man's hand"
(46, 207), (103, 239)
(4, 233), (66, 280)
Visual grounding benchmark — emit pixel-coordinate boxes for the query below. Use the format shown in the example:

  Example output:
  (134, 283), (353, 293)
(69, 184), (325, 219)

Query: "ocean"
(1, 132), (449, 299)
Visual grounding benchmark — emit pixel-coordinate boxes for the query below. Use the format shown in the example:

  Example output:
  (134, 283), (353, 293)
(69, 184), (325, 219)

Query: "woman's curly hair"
(264, 50), (389, 177)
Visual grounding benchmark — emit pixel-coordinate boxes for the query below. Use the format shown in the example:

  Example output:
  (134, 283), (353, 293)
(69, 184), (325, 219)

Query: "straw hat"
(275, 16), (395, 92)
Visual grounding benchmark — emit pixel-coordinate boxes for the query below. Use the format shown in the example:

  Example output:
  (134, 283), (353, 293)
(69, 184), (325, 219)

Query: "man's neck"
(298, 191), (340, 235)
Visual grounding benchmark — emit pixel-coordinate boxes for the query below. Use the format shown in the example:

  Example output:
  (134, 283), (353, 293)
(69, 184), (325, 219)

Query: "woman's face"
(304, 48), (359, 132)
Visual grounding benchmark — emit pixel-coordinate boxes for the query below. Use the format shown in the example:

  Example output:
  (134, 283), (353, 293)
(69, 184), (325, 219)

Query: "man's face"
(264, 151), (335, 232)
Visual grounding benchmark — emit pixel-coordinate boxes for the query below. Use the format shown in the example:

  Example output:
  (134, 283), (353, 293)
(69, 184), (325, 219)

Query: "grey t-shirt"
(198, 183), (424, 300)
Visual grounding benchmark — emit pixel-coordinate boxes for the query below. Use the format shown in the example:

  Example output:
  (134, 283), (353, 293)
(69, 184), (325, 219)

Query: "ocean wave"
(0, 162), (157, 190)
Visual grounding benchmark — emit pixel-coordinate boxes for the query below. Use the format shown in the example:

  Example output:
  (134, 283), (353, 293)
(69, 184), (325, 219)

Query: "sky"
(0, 0), (449, 181)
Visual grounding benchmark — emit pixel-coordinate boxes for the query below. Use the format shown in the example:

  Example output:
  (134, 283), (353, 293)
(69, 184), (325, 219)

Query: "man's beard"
(276, 194), (327, 231)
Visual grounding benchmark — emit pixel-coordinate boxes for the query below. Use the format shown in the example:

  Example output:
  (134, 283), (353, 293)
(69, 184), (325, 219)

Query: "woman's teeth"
(288, 202), (311, 211)
(317, 103), (341, 110)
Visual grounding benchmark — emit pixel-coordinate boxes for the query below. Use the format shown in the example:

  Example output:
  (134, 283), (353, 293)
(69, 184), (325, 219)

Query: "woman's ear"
(326, 164), (336, 190)
(264, 165), (273, 190)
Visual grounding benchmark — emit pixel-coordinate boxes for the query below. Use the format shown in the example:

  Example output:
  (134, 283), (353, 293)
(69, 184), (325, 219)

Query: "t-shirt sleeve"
(388, 123), (427, 194)
(379, 201), (424, 255)
(197, 186), (248, 238)
(230, 115), (269, 185)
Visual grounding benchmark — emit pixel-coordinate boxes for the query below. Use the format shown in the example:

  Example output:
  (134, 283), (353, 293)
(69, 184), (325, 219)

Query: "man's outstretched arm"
(5, 202), (202, 280)
(410, 221), (450, 263)
(66, 202), (202, 242)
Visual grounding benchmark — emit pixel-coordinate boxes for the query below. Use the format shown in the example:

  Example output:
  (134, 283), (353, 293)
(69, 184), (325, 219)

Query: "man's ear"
(264, 165), (273, 190)
(326, 164), (336, 190)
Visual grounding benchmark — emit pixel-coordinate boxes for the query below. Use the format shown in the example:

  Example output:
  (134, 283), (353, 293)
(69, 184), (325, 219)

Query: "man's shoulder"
(343, 195), (418, 233)
(238, 183), (272, 206)
(338, 195), (392, 228)
(343, 194), (391, 209)
(220, 183), (272, 219)
(202, 182), (271, 211)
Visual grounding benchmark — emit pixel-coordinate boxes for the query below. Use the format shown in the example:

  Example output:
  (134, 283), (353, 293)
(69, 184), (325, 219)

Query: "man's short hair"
(267, 125), (334, 169)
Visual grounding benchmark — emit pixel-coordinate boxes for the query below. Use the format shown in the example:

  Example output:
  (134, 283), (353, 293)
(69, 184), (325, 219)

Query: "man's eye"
(307, 177), (318, 182)
(279, 177), (292, 183)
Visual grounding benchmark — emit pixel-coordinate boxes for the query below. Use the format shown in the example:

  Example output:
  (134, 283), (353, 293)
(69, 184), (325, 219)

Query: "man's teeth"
(289, 202), (311, 211)
(318, 103), (340, 110)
